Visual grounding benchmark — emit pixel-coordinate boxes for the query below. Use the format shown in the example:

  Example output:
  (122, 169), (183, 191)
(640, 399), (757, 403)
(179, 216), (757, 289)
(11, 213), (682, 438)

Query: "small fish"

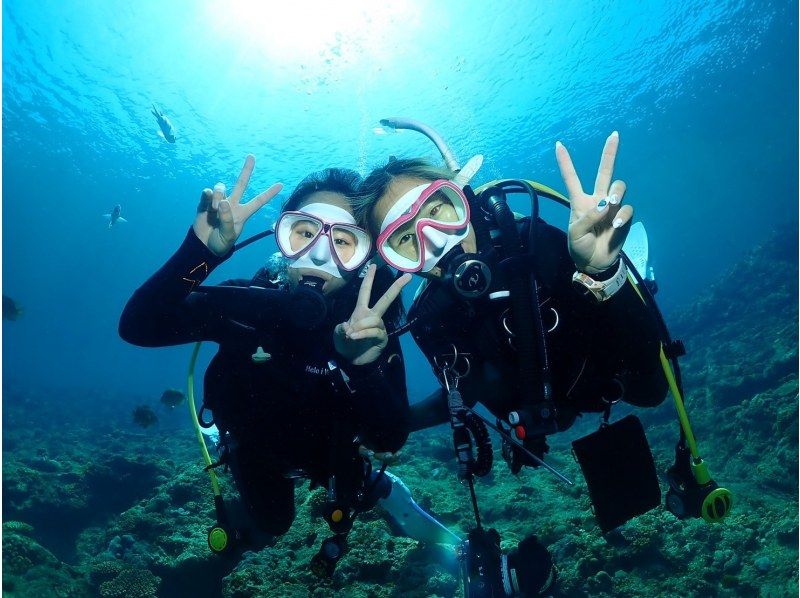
(3, 295), (23, 321)
(103, 204), (127, 229)
(160, 388), (186, 409)
(131, 405), (158, 428)
(151, 104), (176, 143)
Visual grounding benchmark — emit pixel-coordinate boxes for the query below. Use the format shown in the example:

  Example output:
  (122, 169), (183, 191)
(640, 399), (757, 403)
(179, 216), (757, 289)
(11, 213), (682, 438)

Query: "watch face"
(571, 272), (598, 299)
(572, 263), (627, 302)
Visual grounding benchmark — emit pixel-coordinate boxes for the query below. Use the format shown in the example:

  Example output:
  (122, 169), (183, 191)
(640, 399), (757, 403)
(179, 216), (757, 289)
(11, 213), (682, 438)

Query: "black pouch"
(571, 414), (660, 533)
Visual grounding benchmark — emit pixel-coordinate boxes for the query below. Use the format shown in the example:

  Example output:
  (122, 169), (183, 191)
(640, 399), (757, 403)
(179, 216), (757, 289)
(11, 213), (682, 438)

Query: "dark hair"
(277, 166), (406, 328)
(353, 158), (455, 235)
(281, 167), (363, 213)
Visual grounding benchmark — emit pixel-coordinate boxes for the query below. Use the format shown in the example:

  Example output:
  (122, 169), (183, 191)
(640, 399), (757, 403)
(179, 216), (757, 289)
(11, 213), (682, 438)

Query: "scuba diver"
(355, 119), (732, 596)
(357, 133), (668, 454)
(119, 155), (460, 576)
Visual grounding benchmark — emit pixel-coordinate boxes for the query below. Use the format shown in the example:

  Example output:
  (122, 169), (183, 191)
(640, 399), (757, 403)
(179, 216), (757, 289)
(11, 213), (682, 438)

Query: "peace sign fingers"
(334, 266), (411, 364)
(593, 131), (619, 197)
(242, 182), (283, 220)
(355, 264), (378, 312)
(355, 264), (412, 317)
(555, 140), (584, 200)
(371, 272), (412, 317)
(346, 315), (385, 340)
(229, 154), (255, 206)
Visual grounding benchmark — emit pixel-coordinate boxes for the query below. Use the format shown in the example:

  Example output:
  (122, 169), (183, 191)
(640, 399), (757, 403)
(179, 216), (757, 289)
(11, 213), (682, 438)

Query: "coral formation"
(2, 228), (796, 596)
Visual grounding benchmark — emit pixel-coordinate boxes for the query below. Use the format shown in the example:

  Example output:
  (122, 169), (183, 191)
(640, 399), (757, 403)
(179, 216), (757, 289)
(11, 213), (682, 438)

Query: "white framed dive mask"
(275, 203), (371, 278)
(376, 180), (471, 273)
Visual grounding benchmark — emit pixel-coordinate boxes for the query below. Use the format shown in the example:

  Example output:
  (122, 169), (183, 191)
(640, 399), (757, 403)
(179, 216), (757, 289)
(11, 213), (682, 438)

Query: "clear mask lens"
(276, 211), (371, 271)
(377, 181), (470, 272)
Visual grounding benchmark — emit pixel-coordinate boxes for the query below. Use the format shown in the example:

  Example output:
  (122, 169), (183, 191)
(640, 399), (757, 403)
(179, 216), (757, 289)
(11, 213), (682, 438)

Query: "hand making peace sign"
(556, 132), (634, 275)
(334, 265), (412, 366)
(193, 155), (283, 257)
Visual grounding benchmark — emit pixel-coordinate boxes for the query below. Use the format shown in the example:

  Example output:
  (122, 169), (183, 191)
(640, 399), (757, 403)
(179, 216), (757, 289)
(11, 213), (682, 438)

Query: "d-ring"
(547, 307), (559, 333)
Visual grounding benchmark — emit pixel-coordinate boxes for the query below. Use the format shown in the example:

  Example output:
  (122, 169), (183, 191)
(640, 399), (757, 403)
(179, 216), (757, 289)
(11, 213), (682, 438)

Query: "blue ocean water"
(3, 0), (797, 400)
(2, 1), (798, 596)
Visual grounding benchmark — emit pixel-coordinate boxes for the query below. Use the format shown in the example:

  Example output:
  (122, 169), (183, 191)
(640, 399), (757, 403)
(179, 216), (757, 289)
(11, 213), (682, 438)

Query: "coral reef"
(2, 228), (796, 596)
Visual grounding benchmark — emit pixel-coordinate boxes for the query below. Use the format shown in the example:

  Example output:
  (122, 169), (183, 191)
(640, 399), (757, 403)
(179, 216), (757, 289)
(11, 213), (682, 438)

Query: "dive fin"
(379, 471), (461, 546)
(201, 423), (220, 447)
(453, 154), (484, 188)
(117, 217), (128, 224)
(622, 222), (648, 281)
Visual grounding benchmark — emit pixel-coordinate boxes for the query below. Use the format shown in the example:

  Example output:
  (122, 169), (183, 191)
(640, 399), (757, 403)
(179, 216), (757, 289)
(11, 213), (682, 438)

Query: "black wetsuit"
(408, 217), (668, 440)
(119, 229), (409, 535)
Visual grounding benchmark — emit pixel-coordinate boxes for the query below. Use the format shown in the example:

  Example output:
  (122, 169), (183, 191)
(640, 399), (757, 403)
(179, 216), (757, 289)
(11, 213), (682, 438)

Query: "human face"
(372, 177), (477, 276)
(285, 217), (360, 263)
(277, 203), (369, 271)
(283, 191), (367, 294)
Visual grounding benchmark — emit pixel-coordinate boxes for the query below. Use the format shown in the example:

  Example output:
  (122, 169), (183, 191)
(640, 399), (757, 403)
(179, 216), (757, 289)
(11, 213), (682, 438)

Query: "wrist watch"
(572, 259), (628, 302)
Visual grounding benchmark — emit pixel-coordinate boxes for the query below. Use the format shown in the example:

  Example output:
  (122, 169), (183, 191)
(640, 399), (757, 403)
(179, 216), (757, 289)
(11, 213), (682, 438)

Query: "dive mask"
(275, 203), (371, 278)
(377, 180), (471, 273)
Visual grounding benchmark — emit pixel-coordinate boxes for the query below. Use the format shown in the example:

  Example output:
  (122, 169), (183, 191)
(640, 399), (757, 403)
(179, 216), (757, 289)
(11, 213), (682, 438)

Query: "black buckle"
(203, 458), (227, 472)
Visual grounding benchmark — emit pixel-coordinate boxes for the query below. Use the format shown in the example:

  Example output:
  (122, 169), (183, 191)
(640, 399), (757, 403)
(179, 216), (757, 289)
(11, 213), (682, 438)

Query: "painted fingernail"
(596, 199), (608, 212)
(613, 218), (623, 229)
(608, 194), (619, 205)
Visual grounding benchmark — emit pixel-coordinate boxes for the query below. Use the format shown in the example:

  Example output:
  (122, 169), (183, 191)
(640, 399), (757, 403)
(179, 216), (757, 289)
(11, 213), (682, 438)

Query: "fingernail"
(613, 218), (623, 229)
(608, 194), (619, 205)
(214, 183), (225, 193)
(555, 141), (563, 149)
(219, 200), (230, 211)
(611, 131), (619, 138)
(596, 199), (608, 212)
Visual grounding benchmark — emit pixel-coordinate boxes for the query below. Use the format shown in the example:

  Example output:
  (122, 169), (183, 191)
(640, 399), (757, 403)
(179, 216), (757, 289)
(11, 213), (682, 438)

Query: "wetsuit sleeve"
(582, 270), (669, 407)
(534, 220), (668, 408)
(340, 335), (410, 453)
(408, 388), (449, 432)
(118, 227), (233, 346)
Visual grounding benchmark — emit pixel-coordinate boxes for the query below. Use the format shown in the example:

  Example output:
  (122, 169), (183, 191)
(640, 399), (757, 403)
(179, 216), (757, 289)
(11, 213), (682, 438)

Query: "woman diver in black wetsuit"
(119, 156), (460, 576)
(354, 126), (672, 597)
(357, 135), (668, 451)
(356, 119), (733, 598)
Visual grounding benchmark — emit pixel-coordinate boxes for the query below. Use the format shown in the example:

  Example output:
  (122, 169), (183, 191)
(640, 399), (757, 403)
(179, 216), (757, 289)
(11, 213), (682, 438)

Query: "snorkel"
(379, 117), (460, 171)
(373, 118), (487, 288)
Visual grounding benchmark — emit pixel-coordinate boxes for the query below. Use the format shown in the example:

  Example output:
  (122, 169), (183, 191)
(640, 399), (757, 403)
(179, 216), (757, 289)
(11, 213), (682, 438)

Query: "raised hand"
(334, 265), (412, 366)
(556, 132), (633, 275)
(193, 155), (283, 257)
